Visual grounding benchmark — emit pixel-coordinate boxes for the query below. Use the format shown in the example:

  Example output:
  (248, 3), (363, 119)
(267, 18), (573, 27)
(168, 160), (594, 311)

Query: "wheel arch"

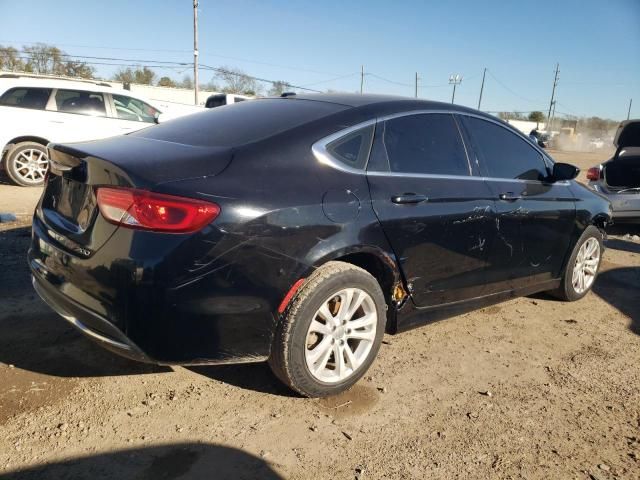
(590, 211), (611, 231)
(2, 135), (50, 163)
(306, 246), (406, 333)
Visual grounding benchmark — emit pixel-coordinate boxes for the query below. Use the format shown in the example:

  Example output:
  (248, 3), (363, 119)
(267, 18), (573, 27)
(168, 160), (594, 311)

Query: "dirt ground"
(0, 149), (639, 480)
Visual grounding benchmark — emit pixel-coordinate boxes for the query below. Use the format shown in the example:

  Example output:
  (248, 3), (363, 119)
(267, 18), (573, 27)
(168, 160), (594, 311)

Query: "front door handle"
(391, 193), (428, 204)
(499, 192), (521, 201)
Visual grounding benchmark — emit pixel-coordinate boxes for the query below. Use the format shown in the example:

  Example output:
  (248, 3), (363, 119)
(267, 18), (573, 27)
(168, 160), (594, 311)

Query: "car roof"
(0, 74), (113, 91)
(278, 92), (485, 115)
(0, 75), (158, 106)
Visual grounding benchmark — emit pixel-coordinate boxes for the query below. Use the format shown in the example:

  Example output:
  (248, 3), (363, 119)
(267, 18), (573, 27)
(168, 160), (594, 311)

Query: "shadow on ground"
(592, 266), (640, 336)
(1, 443), (282, 480)
(606, 238), (640, 255)
(188, 363), (297, 397)
(0, 171), (13, 186)
(0, 225), (169, 378)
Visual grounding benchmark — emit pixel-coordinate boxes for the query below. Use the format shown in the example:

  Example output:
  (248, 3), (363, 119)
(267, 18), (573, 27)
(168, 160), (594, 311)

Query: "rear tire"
(5, 142), (49, 187)
(550, 225), (603, 301)
(269, 261), (387, 397)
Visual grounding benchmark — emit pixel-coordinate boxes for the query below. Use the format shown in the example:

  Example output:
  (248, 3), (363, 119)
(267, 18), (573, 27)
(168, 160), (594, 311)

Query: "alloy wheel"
(304, 288), (377, 383)
(572, 237), (600, 294)
(14, 149), (49, 184)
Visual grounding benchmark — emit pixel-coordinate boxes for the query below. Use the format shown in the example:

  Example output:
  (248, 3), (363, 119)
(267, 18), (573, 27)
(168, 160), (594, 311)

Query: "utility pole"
(549, 100), (556, 132)
(449, 74), (462, 104)
(477, 67), (486, 110)
(360, 65), (364, 94)
(628, 98), (633, 120)
(414, 72), (419, 98)
(547, 63), (559, 127)
(193, 0), (199, 105)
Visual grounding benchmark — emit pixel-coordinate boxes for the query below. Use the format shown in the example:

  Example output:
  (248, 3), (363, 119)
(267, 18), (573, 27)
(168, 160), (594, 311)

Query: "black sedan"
(29, 94), (612, 397)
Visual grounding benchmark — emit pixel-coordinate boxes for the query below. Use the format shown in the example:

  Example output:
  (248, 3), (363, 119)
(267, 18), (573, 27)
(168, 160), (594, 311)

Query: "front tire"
(269, 261), (387, 397)
(551, 225), (603, 301)
(5, 142), (49, 187)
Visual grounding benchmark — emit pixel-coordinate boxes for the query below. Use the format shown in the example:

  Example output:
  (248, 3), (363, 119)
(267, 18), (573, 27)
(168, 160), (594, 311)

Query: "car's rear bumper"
(31, 273), (153, 363)
(612, 210), (640, 223)
(586, 183), (640, 222)
(28, 214), (280, 366)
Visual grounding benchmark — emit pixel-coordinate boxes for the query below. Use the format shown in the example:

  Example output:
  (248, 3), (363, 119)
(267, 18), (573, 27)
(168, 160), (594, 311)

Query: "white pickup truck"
(0, 74), (201, 186)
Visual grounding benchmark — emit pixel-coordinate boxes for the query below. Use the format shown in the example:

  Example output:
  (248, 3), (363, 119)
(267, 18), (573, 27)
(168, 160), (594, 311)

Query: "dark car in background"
(29, 94), (612, 397)
(587, 119), (640, 223)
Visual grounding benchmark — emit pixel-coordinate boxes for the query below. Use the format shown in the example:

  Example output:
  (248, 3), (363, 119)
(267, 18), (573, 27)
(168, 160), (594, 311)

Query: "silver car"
(587, 119), (640, 223)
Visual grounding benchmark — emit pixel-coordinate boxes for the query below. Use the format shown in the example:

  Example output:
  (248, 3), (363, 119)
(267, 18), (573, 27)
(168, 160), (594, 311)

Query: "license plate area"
(42, 175), (97, 233)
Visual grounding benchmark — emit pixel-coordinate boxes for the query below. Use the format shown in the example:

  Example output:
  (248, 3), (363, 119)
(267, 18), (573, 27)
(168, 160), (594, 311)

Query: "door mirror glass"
(552, 162), (580, 181)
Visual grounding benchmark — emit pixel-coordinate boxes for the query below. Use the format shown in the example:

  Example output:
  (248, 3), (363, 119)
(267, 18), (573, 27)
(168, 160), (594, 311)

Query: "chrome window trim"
(312, 109), (560, 181)
(366, 170), (485, 181)
(311, 119), (377, 175)
(366, 170), (570, 185)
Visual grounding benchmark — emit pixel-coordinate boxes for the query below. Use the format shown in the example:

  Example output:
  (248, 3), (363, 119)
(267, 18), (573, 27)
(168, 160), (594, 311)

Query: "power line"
(198, 64), (322, 93)
(14, 55), (188, 71)
(366, 72), (412, 87)
(18, 50), (192, 66)
(3, 39), (348, 78)
(367, 72), (449, 89)
(14, 51), (324, 92)
(299, 72), (359, 87)
(486, 69), (546, 105)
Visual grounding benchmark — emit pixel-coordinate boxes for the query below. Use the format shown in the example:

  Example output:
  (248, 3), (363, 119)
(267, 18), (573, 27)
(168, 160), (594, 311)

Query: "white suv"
(0, 74), (199, 186)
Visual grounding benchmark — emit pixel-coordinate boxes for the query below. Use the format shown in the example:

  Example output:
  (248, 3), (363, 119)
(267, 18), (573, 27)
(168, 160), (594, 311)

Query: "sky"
(0, 0), (639, 120)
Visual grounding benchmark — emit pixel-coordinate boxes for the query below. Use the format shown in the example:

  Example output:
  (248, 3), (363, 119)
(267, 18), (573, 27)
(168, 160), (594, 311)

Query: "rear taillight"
(96, 187), (220, 233)
(586, 167), (601, 181)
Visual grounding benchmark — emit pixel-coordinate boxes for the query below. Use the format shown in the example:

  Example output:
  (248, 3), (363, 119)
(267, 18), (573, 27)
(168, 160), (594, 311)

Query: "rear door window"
(55, 89), (107, 117)
(0, 87), (52, 110)
(112, 94), (159, 123)
(463, 116), (548, 181)
(373, 113), (470, 176)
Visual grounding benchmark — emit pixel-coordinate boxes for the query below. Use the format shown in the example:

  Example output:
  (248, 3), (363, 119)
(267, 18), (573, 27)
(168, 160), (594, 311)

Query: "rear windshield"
(131, 98), (347, 147)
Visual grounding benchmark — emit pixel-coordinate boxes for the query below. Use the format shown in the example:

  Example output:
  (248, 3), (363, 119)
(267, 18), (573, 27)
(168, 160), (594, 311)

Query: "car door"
(48, 89), (116, 143)
(459, 114), (576, 292)
(0, 87), (56, 141)
(367, 112), (497, 307)
(109, 94), (160, 133)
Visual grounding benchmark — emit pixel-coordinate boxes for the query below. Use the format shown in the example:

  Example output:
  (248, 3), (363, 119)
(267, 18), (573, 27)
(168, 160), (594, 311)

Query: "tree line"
(0, 43), (290, 96)
(0, 43), (95, 79)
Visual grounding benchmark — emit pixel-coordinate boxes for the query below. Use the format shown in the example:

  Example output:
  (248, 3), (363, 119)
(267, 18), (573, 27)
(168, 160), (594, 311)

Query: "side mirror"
(153, 112), (162, 124)
(552, 162), (580, 181)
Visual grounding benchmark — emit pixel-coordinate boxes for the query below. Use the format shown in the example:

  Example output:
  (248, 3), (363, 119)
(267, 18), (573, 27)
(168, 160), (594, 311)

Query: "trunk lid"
(614, 119), (640, 149)
(602, 154), (640, 191)
(39, 136), (233, 254)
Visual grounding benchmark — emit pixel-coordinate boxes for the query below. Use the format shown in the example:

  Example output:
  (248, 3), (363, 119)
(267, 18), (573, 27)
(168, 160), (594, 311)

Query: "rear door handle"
(499, 192), (521, 201)
(391, 193), (428, 204)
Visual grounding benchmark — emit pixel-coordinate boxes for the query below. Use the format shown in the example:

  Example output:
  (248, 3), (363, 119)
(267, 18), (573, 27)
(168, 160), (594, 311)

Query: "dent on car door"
(459, 115), (576, 292)
(366, 113), (496, 308)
